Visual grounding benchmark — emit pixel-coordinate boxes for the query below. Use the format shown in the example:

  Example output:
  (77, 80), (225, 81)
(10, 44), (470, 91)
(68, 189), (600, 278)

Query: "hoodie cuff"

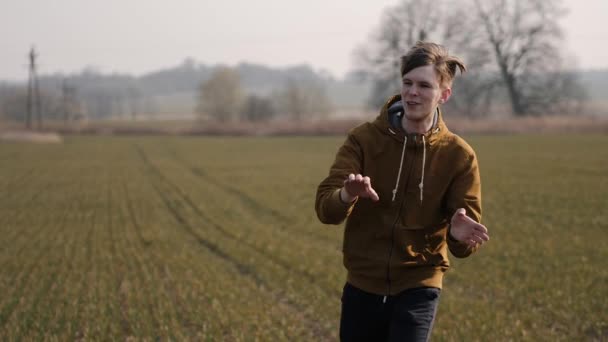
(447, 224), (475, 258)
(326, 188), (357, 221)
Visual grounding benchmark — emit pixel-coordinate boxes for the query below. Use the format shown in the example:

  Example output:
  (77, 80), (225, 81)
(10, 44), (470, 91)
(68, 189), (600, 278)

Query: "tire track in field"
(120, 173), (200, 340)
(122, 180), (207, 339)
(163, 142), (339, 251)
(163, 144), (339, 248)
(163, 146), (291, 223)
(108, 177), (136, 338)
(134, 144), (334, 340)
(112, 181), (166, 339)
(120, 181), (171, 337)
(135, 145), (273, 275)
(135, 144), (329, 291)
(122, 182), (153, 247)
(149, 179), (266, 285)
(148, 180), (332, 340)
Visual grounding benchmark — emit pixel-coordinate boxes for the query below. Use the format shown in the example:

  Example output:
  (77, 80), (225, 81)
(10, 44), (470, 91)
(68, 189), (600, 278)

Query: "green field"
(0, 135), (606, 341)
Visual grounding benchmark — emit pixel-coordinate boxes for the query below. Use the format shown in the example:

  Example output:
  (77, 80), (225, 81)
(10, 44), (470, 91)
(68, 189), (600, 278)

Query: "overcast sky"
(1, 0), (607, 81)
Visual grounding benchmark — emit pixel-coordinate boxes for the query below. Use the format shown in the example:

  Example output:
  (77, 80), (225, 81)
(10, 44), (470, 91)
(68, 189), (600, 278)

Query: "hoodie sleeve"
(445, 148), (482, 258)
(315, 132), (363, 225)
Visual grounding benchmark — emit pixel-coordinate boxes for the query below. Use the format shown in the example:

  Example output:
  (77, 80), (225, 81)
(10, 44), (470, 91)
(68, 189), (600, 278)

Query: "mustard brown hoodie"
(315, 95), (482, 296)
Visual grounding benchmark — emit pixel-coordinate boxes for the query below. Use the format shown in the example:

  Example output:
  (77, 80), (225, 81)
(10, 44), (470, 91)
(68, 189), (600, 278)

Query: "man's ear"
(440, 87), (452, 104)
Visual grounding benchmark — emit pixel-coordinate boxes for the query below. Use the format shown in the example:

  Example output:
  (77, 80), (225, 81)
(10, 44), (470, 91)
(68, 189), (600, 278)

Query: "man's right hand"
(340, 173), (380, 203)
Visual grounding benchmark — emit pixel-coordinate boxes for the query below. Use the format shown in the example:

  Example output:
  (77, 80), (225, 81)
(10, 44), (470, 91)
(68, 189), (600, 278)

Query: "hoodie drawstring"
(391, 136), (407, 202)
(419, 135), (426, 202)
(390, 133), (428, 203)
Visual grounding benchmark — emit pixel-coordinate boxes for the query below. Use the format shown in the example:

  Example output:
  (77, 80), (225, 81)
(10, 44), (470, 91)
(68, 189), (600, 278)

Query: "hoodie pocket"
(394, 224), (448, 267)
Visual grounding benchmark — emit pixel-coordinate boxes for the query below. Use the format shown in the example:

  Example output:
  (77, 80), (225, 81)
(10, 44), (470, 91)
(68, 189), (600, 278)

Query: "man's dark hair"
(400, 41), (466, 87)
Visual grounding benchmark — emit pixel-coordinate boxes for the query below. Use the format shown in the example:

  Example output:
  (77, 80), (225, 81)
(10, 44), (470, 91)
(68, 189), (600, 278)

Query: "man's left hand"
(449, 208), (489, 248)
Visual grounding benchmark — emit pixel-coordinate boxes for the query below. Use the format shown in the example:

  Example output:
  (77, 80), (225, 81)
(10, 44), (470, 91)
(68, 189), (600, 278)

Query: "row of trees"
(197, 67), (333, 122)
(0, 83), (86, 126)
(0, 61), (339, 126)
(356, 0), (586, 116)
(0, 73), (160, 126)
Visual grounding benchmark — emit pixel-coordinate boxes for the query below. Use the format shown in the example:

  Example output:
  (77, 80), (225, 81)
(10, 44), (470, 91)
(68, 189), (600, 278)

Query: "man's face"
(400, 65), (451, 122)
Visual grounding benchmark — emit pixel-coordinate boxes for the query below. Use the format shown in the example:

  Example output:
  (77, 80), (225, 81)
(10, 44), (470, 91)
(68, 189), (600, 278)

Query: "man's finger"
(470, 234), (486, 244)
(355, 174), (363, 182)
(344, 174), (356, 187)
(476, 232), (490, 241)
(367, 187), (380, 202)
(474, 224), (488, 234)
(362, 176), (380, 201)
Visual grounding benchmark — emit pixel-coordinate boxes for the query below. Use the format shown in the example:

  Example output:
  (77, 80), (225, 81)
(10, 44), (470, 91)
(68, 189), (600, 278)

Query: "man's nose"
(408, 85), (419, 96)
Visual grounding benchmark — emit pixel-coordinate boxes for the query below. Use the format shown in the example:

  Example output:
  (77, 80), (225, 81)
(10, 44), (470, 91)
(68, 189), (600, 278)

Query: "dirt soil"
(0, 130), (63, 143)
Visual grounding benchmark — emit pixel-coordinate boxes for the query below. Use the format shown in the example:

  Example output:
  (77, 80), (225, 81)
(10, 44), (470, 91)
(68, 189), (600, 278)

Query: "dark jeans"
(340, 283), (441, 342)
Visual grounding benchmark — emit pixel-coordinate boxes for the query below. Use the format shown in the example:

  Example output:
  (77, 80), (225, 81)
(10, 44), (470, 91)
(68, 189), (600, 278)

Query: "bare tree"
(61, 80), (82, 125)
(284, 79), (306, 121)
(304, 81), (333, 119)
(241, 95), (276, 122)
(0, 87), (61, 124)
(126, 86), (141, 121)
(355, 0), (586, 117)
(197, 67), (244, 122)
(275, 79), (333, 121)
(0, 86), (28, 122)
(354, 1), (445, 108)
(354, 0), (497, 114)
(473, 0), (584, 115)
(438, 3), (501, 117)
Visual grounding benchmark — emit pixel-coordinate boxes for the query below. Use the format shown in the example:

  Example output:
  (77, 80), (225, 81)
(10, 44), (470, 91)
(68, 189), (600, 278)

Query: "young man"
(315, 42), (490, 341)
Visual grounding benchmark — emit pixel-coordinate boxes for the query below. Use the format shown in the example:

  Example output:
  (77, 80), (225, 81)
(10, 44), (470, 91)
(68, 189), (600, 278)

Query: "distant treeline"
(1, 59), (607, 124)
(0, 60), (371, 122)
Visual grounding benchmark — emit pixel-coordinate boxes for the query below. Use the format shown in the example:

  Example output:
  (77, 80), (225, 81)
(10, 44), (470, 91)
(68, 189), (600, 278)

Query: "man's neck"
(402, 111), (436, 134)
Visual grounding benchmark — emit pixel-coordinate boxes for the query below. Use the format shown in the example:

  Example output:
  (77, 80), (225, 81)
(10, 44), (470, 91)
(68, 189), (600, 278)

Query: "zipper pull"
(383, 296), (387, 304)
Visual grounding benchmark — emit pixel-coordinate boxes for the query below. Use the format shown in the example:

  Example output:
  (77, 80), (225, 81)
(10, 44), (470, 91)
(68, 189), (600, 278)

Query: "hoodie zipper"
(385, 135), (418, 298)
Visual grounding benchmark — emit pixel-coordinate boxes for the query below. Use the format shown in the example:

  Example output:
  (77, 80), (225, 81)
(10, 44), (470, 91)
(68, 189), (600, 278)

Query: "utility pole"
(26, 47), (41, 130)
